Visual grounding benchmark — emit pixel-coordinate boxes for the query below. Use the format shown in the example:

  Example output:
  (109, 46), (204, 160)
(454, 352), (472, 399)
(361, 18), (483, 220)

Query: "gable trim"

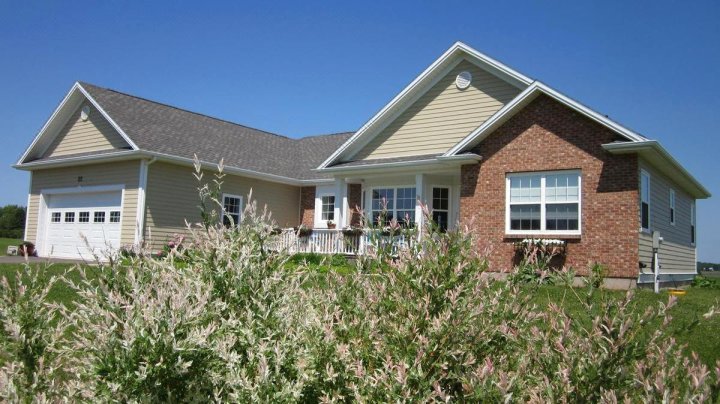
(76, 83), (139, 151)
(317, 42), (532, 169)
(16, 82), (138, 165)
(444, 81), (647, 156)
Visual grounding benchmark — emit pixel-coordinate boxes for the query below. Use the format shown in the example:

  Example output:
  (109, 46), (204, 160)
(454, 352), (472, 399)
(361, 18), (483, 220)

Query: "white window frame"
(505, 170), (582, 236)
(431, 186), (451, 231)
(669, 189), (676, 226)
(690, 202), (696, 245)
(640, 169), (651, 232)
(320, 193), (335, 222)
(222, 193), (243, 227)
(369, 185), (417, 227)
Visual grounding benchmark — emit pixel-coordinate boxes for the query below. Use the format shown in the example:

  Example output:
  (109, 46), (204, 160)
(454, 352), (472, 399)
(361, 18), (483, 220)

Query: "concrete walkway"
(0, 255), (86, 265)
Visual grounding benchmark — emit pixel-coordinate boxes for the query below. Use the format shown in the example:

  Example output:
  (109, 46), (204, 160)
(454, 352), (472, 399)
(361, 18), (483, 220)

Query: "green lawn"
(0, 238), (22, 256)
(527, 284), (720, 367)
(1, 261), (718, 367)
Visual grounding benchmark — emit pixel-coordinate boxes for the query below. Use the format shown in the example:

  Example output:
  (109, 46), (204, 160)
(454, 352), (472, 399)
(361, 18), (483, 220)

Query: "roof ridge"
(78, 81), (294, 141)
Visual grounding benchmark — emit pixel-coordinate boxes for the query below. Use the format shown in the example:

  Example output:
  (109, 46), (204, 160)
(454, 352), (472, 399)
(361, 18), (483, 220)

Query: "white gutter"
(318, 153), (482, 174)
(135, 157), (157, 245)
(13, 150), (142, 169)
(603, 140), (711, 199)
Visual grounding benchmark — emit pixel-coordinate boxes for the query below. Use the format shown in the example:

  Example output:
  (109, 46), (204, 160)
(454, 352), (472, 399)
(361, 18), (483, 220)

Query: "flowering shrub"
(0, 160), (717, 401)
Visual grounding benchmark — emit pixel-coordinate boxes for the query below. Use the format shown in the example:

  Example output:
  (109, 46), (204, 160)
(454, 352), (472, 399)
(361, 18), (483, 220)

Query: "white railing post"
(415, 173), (426, 237)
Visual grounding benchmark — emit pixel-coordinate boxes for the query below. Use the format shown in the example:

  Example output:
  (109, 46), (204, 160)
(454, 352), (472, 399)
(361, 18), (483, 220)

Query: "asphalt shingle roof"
(79, 82), (353, 181)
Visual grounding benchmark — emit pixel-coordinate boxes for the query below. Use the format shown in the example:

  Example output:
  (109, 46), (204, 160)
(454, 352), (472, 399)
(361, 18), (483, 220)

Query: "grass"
(1, 260), (718, 367)
(527, 284), (720, 367)
(0, 238), (22, 256)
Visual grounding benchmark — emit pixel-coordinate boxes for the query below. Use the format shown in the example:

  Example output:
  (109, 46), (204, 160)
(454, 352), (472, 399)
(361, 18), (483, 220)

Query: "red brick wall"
(299, 186), (315, 227)
(348, 184), (362, 226)
(460, 95), (639, 278)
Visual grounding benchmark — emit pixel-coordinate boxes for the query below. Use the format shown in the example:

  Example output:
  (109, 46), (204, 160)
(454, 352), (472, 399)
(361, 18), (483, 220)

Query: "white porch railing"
(270, 229), (413, 256)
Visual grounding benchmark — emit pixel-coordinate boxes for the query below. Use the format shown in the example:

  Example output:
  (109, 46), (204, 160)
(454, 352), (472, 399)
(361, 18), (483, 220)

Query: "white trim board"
(17, 82), (137, 165)
(445, 81), (647, 157)
(318, 42), (532, 169)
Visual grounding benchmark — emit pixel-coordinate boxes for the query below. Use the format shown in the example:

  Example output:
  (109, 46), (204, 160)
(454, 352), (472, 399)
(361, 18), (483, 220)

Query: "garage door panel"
(44, 191), (123, 260)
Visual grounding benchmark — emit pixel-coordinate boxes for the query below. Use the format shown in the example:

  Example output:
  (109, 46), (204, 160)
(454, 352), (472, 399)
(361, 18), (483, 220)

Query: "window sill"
(504, 233), (581, 240)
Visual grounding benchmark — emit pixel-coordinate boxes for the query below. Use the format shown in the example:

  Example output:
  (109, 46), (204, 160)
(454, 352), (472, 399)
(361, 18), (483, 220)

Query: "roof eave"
(13, 150), (143, 170)
(603, 141), (711, 199)
(318, 153), (482, 175)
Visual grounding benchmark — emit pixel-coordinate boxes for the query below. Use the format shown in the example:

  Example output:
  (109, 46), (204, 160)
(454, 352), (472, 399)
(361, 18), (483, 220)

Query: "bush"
(693, 275), (720, 289)
(0, 161), (716, 401)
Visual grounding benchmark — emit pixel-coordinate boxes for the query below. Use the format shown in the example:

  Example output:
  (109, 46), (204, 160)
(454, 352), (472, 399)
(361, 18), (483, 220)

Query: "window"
(432, 187), (449, 232)
(640, 170), (650, 231)
(222, 194), (242, 227)
(371, 187), (416, 226)
(321, 195), (335, 221)
(691, 203), (696, 244)
(109, 211), (121, 223)
(65, 212), (75, 223)
(669, 189), (675, 225)
(79, 212), (90, 223)
(507, 171), (580, 234)
(94, 211), (105, 223)
(51, 212), (61, 223)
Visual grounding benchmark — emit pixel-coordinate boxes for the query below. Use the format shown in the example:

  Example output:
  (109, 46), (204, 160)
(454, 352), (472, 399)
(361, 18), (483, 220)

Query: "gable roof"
(16, 82), (352, 183)
(442, 81), (709, 198)
(317, 41), (533, 169)
(444, 81), (649, 156)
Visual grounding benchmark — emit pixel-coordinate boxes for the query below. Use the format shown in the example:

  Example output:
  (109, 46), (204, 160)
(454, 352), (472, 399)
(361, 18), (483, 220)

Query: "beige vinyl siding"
(143, 162), (301, 249)
(639, 233), (696, 273)
(352, 60), (521, 160)
(25, 160), (141, 246)
(638, 159), (696, 273)
(43, 103), (130, 157)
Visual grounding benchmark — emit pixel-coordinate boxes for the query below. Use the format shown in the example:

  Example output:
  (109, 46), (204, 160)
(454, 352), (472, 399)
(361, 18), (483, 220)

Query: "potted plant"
(294, 225), (313, 237)
(326, 220), (336, 229)
(19, 241), (35, 257)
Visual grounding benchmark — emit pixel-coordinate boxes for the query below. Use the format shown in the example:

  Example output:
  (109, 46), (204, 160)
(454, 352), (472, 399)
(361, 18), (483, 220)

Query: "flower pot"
(20, 245), (35, 257)
(327, 223), (336, 229)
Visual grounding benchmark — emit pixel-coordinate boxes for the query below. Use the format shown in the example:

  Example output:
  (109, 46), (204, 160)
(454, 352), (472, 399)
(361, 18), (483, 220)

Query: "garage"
(43, 191), (123, 260)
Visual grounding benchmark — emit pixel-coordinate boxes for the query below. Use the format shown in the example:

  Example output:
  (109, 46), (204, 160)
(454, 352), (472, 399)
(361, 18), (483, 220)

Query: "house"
(14, 42), (710, 287)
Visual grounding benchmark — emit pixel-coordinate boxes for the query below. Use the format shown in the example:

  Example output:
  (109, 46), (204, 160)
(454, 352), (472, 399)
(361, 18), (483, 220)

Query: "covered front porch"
(285, 154), (479, 255)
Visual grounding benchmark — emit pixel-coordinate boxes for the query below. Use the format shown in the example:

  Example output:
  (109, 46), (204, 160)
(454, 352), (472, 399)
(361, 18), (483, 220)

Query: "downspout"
(135, 157), (157, 247)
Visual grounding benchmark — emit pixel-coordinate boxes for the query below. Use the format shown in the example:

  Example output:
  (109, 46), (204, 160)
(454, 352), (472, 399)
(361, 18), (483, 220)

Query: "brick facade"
(299, 184), (363, 228)
(460, 95), (639, 278)
(299, 186), (315, 227)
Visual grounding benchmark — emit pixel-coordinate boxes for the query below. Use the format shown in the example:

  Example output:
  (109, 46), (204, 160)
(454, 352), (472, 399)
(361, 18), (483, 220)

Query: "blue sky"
(0, 1), (718, 261)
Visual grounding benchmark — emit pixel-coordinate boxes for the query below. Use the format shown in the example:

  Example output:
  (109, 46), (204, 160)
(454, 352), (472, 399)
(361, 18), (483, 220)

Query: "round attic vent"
(455, 71), (472, 90)
(80, 105), (90, 121)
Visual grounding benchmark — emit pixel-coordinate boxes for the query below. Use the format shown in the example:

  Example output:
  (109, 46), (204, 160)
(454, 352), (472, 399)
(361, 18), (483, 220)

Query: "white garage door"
(44, 191), (123, 259)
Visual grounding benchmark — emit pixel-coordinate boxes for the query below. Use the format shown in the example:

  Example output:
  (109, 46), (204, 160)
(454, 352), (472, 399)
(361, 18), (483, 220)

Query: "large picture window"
(222, 194), (242, 227)
(371, 187), (416, 226)
(506, 171), (581, 235)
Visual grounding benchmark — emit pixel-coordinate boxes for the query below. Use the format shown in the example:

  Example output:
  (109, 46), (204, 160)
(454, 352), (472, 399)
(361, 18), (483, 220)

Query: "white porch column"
(415, 173), (426, 230)
(334, 177), (348, 228)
